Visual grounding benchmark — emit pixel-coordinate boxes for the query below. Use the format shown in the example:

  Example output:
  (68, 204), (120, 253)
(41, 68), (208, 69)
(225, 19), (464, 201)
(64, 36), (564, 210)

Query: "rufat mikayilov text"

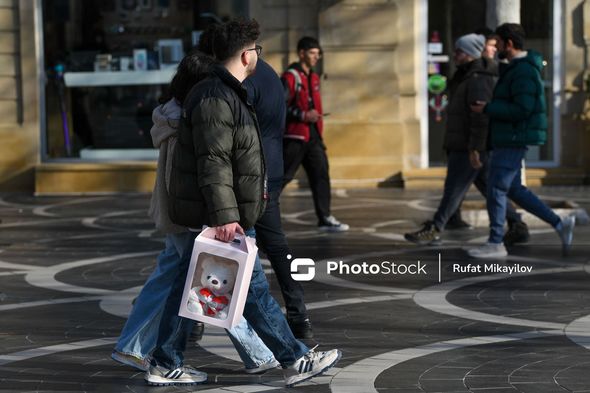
(453, 263), (532, 274)
(326, 260), (428, 275)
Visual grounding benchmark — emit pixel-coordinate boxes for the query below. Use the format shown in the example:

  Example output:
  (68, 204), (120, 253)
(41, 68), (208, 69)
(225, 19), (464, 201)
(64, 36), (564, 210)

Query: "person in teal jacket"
(468, 23), (575, 259)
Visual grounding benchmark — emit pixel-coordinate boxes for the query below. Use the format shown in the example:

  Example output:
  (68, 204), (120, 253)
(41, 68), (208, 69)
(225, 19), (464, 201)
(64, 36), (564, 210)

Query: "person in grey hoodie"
(112, 51), (279, 376)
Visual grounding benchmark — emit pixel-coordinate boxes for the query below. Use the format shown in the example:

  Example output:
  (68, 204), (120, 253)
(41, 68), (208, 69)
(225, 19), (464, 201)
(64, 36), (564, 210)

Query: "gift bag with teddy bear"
(178, 227), (258, 329)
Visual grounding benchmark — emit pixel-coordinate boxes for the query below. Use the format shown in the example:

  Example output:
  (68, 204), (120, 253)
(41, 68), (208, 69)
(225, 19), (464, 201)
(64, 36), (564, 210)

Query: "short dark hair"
(474, 27), (495, 40)
(297, 36), (321, 52)
(211, 18), (260, 62)
(495, 23), (526, 50)
(161, 50), (213, 104)
(197, 24), (219, 56)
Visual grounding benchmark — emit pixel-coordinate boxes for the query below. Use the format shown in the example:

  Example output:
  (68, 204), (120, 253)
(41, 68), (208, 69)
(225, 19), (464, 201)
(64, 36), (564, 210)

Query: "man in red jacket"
(282, 37), (349, 232)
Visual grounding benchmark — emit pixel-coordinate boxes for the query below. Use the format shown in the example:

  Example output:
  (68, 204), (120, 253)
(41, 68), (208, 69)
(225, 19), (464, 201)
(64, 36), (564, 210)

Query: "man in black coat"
(244, 59), (314, 339)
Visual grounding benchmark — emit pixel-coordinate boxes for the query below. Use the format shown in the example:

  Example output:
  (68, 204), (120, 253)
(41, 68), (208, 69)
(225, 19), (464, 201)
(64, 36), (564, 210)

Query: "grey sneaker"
(404, 221), (441, 246)
(111, 350), (149, 371)
(244, 358), (281, 374)
(145, 364), (207, 386)
(467, 242), (508, 259)
(319, 215), (350, 232)
(556, 215), (576, 256)
(283, 347), (341, 387)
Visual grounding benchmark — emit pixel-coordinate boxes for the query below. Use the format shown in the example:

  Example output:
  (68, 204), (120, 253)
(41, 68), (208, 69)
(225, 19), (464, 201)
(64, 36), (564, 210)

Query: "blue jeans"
(487, 147), (561, 244)
(433, 150), (522, 231)
(115, 231), (274, 369)
(151, 228), (308, 369)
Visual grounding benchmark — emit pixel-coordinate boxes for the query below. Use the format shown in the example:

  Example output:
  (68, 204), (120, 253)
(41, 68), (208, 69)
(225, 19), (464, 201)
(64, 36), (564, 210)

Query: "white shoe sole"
(318, 225), (350, 232)
(468, 251), (508, 259)
(285, 350), (342, 387)
(145, 374), (207, 386)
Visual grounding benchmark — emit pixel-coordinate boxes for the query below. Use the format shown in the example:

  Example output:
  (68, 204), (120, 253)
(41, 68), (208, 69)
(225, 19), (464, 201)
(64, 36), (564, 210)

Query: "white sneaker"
(319, 215), (350, 232)
(244, 358), (281, 374)
(145, 364), (207, 386)
(467, 242), (508, 259)
(283, 347), (342, 387)
(557, 215), (576, 256)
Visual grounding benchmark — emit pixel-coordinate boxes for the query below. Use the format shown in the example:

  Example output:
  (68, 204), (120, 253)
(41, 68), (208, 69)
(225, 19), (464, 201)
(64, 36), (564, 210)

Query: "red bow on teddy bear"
(196, 287), (229, 316)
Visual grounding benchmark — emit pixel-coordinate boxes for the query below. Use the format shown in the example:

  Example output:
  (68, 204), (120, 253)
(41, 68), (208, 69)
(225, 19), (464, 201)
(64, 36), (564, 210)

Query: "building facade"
(1, 0), (588, 193)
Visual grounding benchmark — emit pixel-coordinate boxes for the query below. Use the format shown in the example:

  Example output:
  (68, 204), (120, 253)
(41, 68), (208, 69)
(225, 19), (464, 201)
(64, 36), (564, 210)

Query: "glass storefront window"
(41, 0), (248, 160)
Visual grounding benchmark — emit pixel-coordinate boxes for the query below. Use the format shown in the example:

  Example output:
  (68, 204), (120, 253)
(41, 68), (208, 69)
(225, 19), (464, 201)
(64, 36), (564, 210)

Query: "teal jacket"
(485, 50), (547, 147)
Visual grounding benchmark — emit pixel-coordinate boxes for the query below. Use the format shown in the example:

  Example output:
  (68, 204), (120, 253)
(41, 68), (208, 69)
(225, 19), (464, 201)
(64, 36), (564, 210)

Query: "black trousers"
(282, 137), (331, 221)
(254, 187), (308, 322)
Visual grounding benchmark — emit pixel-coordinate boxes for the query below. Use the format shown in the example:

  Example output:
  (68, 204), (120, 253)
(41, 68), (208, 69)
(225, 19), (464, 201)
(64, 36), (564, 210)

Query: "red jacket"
(282, 63), (323, 142)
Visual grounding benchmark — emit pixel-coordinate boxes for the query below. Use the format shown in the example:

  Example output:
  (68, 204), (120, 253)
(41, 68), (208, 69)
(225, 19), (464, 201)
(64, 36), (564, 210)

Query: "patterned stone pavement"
(0, 187), (589, 393)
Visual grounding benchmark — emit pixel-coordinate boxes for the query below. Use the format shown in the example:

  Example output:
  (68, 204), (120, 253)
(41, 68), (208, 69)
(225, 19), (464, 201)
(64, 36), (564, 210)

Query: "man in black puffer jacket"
(405, 33), (526, 246)
(149, 19), (341, 388)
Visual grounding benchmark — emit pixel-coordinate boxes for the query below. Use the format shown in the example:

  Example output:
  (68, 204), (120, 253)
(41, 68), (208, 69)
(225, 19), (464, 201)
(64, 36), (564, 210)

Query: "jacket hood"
(518, 49), (544, 72)
(463, 57), (498, 77)
(150, 98), (181, 148)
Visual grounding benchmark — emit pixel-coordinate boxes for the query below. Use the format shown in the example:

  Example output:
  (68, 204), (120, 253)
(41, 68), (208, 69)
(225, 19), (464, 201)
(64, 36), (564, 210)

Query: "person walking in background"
(468, 23), (575, 259)
(442, 28), (531, 245)
(244, 58), (315, 340)
(405, 33), (502, 245)
(282, 37), (349, 233)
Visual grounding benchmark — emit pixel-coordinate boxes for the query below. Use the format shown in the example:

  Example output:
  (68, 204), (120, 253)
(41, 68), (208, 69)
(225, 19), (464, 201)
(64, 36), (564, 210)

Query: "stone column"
(486, 0), (520, 28)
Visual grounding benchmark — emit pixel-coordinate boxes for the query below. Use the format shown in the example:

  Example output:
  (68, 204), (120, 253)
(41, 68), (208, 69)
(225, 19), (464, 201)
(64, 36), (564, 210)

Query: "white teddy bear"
(187, 255), (238, 320)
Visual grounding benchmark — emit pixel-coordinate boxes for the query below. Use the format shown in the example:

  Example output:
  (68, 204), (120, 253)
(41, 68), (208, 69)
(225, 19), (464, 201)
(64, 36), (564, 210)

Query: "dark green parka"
(168, 64), (267, 229)
(485, 50), (547, 147)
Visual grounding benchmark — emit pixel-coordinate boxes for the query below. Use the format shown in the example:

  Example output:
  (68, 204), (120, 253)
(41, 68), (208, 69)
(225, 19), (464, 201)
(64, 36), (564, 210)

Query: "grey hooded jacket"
(148, 98), (186, 234)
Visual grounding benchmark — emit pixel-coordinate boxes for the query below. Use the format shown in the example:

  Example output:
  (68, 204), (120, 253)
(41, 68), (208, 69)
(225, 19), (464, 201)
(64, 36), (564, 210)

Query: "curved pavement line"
(330, 330), (561, 393)
(565, 314), (590, 350)
(281, 200), (402, 226)
(406, 198), (437, 213)
(0, 337), (117, 366)
(413, 266), (584, 330)
(80, 209), (147, 231)
(32, 196), (113, 217)
(25, 251), (159, 295)
(0, 270), (27, 277)
(0, 260), (38, 270)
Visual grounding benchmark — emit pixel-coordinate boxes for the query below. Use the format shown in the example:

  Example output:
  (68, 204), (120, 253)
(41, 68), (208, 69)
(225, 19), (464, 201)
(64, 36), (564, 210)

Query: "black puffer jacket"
(168, 64), (267, 229)
(443, 57), (497, 152)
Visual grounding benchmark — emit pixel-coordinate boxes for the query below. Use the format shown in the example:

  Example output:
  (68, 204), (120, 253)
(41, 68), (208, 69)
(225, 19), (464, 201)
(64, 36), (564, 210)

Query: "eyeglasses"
(245, 44), (262, 56)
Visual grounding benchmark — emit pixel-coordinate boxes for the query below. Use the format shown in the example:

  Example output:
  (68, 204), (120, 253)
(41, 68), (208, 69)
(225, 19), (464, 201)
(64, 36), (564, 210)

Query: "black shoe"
(503, 221), (530, 246)
(404, 221), (441, 245)
(189, 322), (205, 343)
(288, 318), (314, 339)
(445, 216), (473, 230)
